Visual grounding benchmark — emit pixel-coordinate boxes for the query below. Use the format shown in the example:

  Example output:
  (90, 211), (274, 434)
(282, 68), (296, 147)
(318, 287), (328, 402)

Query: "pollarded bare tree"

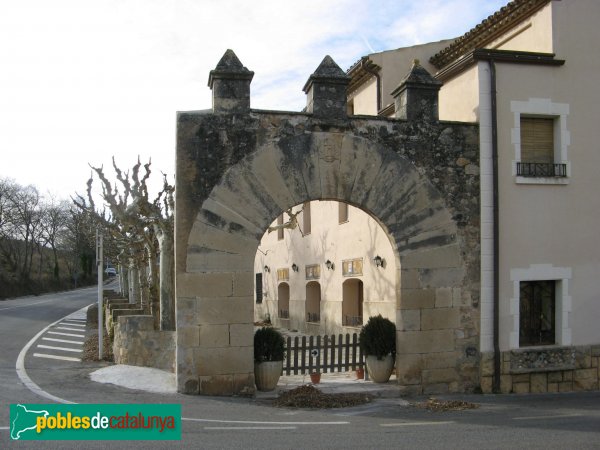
(85, 158), (175, 331)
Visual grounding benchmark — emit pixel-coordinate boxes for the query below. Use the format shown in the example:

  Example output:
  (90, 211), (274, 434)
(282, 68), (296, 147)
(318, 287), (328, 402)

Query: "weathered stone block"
(558, 381), (573, 392)
(424, 351), (457, 370)
(177, 272), (234, 297)
(233, 272), (254, 297)
(198, 375), (234, 396)
(402, 244), (462, 269)
(548, 371), (563, 382)
(512, 382), (530, 394)
(199, 324), (229, 347)
(511, 373), (530, 383)
(396, 354), (423, 385)
(401, 269), (421, 289)
(195, 346), (253, 375)
(397, 309), (420, 331)
(421, 307), (460, 330)
(422, 368), (459, 384)
(196, 297), (253, 325)
(435, 288), (453, 308)
(500, 375), (512, 393)
(397, 329), (455, 354)
(547, 382), (558, 393)
(229, 323), (254, 347)
(179, 325), (200, 348)
(480, 353), (494, 377)
(480, 376), (492, 393)
(419, 267), (465, 289)
(530, 373), (547, 393)
(400, 289), (435, 309)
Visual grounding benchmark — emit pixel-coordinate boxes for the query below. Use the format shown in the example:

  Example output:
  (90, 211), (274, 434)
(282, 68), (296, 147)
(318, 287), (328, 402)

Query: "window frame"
(509, 264), (572, 350)
(510, 98), (571, 185)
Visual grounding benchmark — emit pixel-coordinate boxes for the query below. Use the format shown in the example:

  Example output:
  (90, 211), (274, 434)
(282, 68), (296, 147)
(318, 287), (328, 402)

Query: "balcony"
(306, 312), (320, 323)
(516, 162), (567, 178)
(343, 315), (363, 327)
(279, 309), (289, 319)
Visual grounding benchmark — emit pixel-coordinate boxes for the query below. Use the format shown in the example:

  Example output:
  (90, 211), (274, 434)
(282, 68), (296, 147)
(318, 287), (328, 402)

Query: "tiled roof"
(429, 0), (551, 69)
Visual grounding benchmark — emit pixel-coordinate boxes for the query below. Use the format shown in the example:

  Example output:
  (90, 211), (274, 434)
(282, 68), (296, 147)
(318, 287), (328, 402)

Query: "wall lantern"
(325, 260), (335, 271)
(292, 263), (299, 272)
(373, 255), (385, 268)
(263, 265), (270, 273)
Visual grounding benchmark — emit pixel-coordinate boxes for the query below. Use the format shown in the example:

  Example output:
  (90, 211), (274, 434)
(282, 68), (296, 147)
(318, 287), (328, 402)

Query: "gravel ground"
(82, 331), (114, 362)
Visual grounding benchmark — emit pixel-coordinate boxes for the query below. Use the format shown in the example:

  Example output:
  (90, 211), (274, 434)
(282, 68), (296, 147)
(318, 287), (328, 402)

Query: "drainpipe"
(489, 59), (501, 394)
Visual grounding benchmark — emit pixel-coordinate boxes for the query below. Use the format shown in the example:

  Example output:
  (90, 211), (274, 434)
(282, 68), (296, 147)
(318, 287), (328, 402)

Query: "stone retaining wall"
(113, 315), (175, 372)
(480, 345), (600, 393)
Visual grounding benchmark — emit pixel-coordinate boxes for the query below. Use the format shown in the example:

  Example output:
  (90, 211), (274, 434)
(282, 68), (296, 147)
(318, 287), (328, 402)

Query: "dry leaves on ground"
(273, 384), (371, 409)
(415, 397), (479, 412)
(82, 332), (114, 362)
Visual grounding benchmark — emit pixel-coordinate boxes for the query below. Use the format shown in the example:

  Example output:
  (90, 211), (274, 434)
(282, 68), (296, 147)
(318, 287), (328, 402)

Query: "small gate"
(283, 333), (364, 375)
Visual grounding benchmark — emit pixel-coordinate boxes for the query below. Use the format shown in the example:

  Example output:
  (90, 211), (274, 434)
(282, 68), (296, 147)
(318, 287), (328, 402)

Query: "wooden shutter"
(521, 117), (554, 163)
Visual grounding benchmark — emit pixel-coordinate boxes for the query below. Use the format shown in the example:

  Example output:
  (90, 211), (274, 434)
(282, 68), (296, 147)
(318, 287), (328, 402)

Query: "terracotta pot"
(356, 367), (365, 380)
(366, 354), (394, 383)
(310, 372), (321, 384)
(254, 361), (283, 391)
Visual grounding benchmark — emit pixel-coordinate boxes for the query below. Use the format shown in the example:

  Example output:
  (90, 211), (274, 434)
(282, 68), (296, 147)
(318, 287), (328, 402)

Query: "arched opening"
(306, 281), (321, 323)
(342, 278), (364, 327)
(176, 114), (479, 396)
(253, 200), (397, 335)
(277, 282), (290, 319)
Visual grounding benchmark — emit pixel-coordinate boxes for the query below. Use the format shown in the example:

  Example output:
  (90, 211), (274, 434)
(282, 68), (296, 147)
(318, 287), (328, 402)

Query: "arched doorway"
(342, 279), (363, 327)
(277, 282), (290, 319)
(306, 281), (321, 323)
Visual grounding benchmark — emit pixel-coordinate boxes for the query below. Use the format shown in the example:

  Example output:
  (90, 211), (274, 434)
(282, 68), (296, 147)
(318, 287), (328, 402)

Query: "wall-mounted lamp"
(325, 260), (335, 271)
(373, 255), (385, 268)
(291, 263), (299, 272)
(263, 265), (270, 273)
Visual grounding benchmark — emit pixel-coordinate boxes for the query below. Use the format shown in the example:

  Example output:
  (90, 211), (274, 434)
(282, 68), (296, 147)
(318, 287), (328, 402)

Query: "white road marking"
(61, 322), (86, 327)
(33, 353), (81, 362)
(0, 426), (9, 430)
(42, 337), (84, 345)
(380, 421), (455, 427)
(48, 331), (85, 338)
(16, 305), (92, 404)
(37, 344), (83, 353)
(512, 414), (582, 420)
(204, 426), (297, 430)
(56, 326), (85, 332)
(182, 418), (349, 425)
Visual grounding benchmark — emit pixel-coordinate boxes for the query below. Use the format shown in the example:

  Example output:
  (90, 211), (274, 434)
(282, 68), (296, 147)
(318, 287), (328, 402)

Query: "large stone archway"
(175, 50), (480, 395)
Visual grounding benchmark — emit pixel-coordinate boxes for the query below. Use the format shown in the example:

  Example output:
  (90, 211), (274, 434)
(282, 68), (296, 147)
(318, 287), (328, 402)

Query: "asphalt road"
(1, 285), (599, 449)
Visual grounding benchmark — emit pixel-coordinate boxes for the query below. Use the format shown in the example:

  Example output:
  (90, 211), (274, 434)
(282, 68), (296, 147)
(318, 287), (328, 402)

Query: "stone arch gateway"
(175, 50), (480, 396)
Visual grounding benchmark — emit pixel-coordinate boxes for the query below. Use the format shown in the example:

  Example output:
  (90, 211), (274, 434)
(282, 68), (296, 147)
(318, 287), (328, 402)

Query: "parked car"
(105, 267), (117, 277)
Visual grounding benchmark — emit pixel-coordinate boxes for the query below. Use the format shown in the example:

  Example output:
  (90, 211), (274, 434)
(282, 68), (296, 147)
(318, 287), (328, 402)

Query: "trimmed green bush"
(359, 315), (396, 360)
(254, 327), (285, 363)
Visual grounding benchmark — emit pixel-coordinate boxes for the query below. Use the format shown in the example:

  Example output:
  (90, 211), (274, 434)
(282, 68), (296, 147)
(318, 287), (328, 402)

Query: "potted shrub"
(254, 327), (285, 391)
(359, 315), (396, 383)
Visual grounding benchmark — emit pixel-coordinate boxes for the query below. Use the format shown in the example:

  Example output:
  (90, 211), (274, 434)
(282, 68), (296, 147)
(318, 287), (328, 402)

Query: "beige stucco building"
(345, 0), (600, 393)
(254, 201), (397, 335)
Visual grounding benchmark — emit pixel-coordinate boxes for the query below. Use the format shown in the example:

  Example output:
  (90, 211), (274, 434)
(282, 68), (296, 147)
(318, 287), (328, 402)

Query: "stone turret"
(392, 59), (442, 122)
(303, 55), (350, 120)
(208, 49), (254, 114)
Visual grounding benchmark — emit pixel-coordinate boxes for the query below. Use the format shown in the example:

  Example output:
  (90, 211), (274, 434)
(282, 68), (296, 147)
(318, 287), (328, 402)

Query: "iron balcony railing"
(279, 309), (289, 319)
(306, 312), (320, 323)
(343, 315), (363, 327)
(516, 162), (567, 177)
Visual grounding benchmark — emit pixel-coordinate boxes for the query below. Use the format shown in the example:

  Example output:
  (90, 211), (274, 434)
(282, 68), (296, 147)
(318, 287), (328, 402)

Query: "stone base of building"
(480, 345), (600, 394)
(113, 315), (175, 372)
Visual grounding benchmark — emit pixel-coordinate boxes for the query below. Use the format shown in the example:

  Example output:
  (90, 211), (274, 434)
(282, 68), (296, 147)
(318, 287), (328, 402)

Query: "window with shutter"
(521, 117), (554, 164)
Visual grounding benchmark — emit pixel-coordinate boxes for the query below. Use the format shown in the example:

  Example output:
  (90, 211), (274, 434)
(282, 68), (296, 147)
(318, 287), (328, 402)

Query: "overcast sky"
(0, 0), (506, 201)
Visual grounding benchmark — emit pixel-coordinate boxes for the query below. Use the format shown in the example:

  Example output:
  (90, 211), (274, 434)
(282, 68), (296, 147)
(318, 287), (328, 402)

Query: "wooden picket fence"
(283, 333), (364, 375)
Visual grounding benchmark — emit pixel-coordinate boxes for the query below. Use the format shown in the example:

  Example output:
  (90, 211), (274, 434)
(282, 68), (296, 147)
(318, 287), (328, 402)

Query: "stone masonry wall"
(113, 315), (176, 372)
(480, 345), (600, 393)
